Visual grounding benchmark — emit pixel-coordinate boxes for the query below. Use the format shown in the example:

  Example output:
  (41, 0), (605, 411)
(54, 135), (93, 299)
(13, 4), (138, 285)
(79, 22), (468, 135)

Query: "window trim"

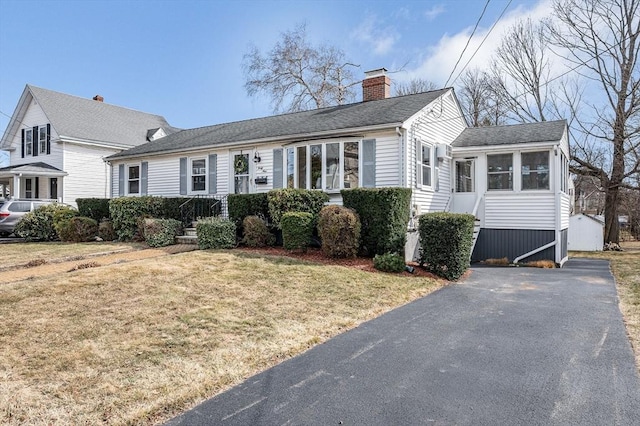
(455, 159), (475, 193)
(417, 140), (435, 190)
(231, 151), (251, 194)
(189, 157), (207, 193)
(38, 125), (48, 154)
(25, 129), (33, 156)
(520, 150), (550, 191)
(487, 153), (514, 191)
(127, 164), (141, 195)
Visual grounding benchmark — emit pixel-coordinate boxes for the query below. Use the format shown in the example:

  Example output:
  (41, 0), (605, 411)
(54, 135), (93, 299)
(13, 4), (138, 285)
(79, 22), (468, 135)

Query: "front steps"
(175, 224), (198, 245)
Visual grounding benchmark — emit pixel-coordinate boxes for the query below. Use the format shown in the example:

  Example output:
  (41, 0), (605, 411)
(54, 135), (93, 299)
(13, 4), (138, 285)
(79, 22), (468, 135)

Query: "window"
(191, 158), (206, 192)
(343, 142), (359, 189)
(25, 129), (33, 156)
(233, 153), (250, 194)
(521, 151), (549, 190)
(128, 165), (140, 194)
(24, 179), (33, 198)
(417, 142), (433, 187)
(456, 160), (474, 192)
(38, 126), (48, 154)
(487, 154), (513, 190)
(286, 141), (360, 190)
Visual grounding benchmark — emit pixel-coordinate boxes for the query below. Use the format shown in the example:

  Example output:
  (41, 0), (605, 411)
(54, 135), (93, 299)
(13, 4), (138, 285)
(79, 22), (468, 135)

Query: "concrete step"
(175, 235), (198, 245)
(184, 227), (197, 237)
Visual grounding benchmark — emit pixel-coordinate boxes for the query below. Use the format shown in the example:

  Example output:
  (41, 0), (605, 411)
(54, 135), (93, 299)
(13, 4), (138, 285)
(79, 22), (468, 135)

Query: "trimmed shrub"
(267, 189), (329, 228)
(418, 212), (475, 281)
(242, 215), (275, 247)
(228, 193), (270, 226)
(341, 188), (412, 257)
(98, 219), (117, 241)
(197, 217), (236, 249)
(109, 196), (165, 241)
(142, 218), (182, 248)
(281, 212), (314, 251)
(15, 204), (78, 241)
(56, 216), (99, 242)
(373, 252), (406, 273)
(76, 198), (110, 221)
(317, 205), (360, 258)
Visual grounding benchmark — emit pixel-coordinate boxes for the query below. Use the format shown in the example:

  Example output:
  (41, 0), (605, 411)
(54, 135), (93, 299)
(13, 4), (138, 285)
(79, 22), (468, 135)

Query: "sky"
(0, 0), (553, 167)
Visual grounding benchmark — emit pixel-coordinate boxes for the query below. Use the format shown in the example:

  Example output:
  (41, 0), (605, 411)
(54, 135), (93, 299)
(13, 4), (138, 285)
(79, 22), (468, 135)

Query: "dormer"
(147, 127), (167, 142)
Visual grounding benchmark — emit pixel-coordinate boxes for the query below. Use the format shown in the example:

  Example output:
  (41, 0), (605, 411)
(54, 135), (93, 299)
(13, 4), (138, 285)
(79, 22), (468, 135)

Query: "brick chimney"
(362, 68), (390, 102)
(92, 95), (104, 102)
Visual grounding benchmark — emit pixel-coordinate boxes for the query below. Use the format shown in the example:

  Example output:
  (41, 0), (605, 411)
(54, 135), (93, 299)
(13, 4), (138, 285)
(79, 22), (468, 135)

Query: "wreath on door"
(234, 155), (248, 174)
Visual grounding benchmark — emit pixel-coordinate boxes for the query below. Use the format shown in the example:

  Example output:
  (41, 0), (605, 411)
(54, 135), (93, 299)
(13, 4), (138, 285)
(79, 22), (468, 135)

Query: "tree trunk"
(603, 187), (620, 243)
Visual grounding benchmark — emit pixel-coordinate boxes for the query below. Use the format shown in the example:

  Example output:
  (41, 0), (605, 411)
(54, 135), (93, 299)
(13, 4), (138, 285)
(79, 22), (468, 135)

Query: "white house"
(107, 69), (571, 265)
(0, 85), (177, 206)
(568, 214), (604, 251)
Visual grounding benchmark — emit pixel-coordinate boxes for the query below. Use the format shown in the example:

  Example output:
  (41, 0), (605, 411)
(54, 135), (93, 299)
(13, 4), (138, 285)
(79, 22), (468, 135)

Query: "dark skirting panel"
(560, 228), (568, 259)
(472, 228), (556, 263)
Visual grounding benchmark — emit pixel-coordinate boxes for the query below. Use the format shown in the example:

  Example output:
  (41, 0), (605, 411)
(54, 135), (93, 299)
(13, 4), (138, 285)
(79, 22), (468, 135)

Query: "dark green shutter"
(21, 129), (25, 158)
(46, 124), (51, 154)
(118, 164), (125, 196)
(179, 157), (187, 195)
(35, 177), (39, 198)
(362, 139), (376, 188)
(208, 154), (217, 194)
(141, 162), (148, 195)
(273, 148), (283, 188)
(32, 126), (38, 157)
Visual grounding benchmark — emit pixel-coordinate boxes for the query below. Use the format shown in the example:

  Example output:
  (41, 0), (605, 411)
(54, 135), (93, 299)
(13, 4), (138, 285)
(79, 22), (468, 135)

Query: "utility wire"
(443, 0), (492, 88)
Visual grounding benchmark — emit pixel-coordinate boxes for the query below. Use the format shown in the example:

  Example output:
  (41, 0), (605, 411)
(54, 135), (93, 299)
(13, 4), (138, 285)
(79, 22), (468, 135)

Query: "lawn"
(570, 241), (640, 364)
(0, 250), (443, 425)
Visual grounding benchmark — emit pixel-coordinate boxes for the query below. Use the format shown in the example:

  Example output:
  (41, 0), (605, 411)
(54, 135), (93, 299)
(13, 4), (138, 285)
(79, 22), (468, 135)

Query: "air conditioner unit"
(437, 144), (452, 160)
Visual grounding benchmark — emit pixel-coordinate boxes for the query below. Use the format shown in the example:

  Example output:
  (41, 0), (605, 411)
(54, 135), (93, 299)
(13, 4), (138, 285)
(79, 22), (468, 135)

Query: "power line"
(443, 0), (492, 88)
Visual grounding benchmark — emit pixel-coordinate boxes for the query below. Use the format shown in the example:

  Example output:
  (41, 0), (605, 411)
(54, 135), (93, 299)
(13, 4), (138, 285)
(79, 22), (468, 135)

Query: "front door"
(50, 178), (58, 200)
(232, 152), (251, 194)
(451, 159), (476, 214)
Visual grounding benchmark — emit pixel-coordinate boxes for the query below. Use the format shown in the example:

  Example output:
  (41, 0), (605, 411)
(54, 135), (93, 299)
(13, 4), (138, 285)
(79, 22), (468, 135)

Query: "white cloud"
(424, 4), (445, 21)
(399, 0), (557, 87)
(351, 14), (399, 56)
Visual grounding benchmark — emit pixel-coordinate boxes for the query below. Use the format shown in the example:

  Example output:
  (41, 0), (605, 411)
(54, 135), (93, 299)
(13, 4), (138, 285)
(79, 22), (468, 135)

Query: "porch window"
(286, 148), (294, 188)
(128, 165), (140, 194)
(521, 151), (549, 190)
(416, 141), (434, 188)
(25, 129), (33, 156)
(296, 146), (307, 189)
(233, 153), (250, 194)
(325, 143), (340, 190)
(487, 154), (513, 190)
(38, 126), (48, 154)
(456, 160), (474, 192)
(343, 142), (359, 189)
(310, 144), (322, 189)
(191, 158), (206, 192)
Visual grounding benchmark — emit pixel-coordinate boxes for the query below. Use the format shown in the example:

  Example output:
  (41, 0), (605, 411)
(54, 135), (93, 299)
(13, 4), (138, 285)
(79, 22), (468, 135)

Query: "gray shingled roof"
(0, 162), (66, 175)
(109, 89), (449, 159)
(28, 85), (179, 147)
(452, 120), (567, 148)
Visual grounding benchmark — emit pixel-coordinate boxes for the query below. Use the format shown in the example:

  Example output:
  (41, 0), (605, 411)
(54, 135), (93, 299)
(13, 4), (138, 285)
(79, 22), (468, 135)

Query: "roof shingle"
(452, 120), (567, 148)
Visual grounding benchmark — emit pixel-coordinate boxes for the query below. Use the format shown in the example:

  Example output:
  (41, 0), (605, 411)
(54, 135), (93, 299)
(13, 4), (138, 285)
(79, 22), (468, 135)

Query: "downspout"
(102, 156), (110, 199)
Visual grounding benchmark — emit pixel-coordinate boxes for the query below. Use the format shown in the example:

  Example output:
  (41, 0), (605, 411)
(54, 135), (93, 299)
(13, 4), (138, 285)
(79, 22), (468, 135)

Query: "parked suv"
(0, 199), (62, 237)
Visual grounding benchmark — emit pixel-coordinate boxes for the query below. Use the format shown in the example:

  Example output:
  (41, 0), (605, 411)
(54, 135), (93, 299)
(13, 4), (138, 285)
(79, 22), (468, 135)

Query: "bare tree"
(548, 0), (640, 243)
(393, 78), (438, 96)
(490, 18), (557, 123)
(457, 68), (506, 126)
(243, 24), (359, 113)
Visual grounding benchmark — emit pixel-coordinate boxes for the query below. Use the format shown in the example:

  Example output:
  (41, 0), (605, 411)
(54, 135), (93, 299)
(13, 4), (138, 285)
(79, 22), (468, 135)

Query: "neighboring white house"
(0, 85), (178, 206)
(107, 69), (571, 265)
(568, 214), (604, 251)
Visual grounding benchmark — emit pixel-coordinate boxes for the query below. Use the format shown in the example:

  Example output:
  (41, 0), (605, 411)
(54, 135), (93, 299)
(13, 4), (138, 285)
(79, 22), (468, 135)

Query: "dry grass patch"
(570, 244), (640, 367)
(0, 250), (443, 425)
(1, 242), (144, 270)
(523, 259), (556, 269)
(482, 257), (510, 266)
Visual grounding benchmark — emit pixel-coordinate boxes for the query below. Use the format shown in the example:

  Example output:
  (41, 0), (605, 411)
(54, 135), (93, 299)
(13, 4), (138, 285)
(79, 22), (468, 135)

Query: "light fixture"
(253, 152), (261, 163)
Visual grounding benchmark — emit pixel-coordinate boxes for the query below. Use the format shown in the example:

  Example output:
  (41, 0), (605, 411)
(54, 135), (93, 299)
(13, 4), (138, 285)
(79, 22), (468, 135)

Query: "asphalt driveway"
(167, 258), (640, 425)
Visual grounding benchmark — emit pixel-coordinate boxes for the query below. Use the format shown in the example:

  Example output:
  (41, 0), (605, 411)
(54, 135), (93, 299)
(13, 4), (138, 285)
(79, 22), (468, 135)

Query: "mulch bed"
(235, 246), (441, 279)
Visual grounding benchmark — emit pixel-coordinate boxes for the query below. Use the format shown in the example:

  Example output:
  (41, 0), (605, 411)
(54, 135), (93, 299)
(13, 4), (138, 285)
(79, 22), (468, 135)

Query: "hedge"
(281, 212), (314, 251)
(56, 216), (99, 242)
(317, 205), (360, 258)
(242, 215), (275, 247)
(267, 189), (329, 228)
(76, 198), (111, 221)
(228, 193), (270, 226)
(109, 196), (165, 241)
(142, 218), (182, 248)
(196, 217), (236, 249)
(14, 204), (78, 241)
(341, 187), (412, 257)
(418, 212), (475, 281)
(373, 252), (406, 273)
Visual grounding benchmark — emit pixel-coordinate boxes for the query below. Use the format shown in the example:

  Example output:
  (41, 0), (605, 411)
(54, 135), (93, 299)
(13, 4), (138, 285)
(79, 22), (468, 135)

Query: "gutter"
(58, 136), (134, 150)
(108, 122), (404, 161)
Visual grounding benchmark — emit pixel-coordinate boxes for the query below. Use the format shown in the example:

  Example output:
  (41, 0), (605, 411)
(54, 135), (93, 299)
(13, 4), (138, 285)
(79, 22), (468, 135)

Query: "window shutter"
(35, 177), (39, 198)
(141, 161), (148, 195)
(362, 139), (376, 188)
(415, 139), (422, 187)
(118, 164), (125, 196)
(272, 148), (283, 188)
(32, 126), (38, 157)
(208, 154), (217, 194)
(46, 124), (51, 155)
(179, 157), (187, 195)
(21, 129), (25, 158)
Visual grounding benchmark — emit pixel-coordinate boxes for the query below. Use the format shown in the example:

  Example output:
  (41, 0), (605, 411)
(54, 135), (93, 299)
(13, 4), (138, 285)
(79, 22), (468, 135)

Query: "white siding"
(484, 193), (556, 229)
(8, 99), (63, 169)
(147, 157), (180, 196)
(374, 132), (400, 187)
(405, 91), (466, 213)
(560, 193), (570, 229)
(63, 143), (116, 205)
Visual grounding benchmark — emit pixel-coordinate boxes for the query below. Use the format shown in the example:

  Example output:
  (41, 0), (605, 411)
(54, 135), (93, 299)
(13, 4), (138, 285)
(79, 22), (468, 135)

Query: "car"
(0, 199), (64, 237)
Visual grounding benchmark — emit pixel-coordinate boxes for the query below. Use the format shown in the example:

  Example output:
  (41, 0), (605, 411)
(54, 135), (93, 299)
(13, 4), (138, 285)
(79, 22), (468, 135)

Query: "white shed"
(568, 214), (604, 251)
